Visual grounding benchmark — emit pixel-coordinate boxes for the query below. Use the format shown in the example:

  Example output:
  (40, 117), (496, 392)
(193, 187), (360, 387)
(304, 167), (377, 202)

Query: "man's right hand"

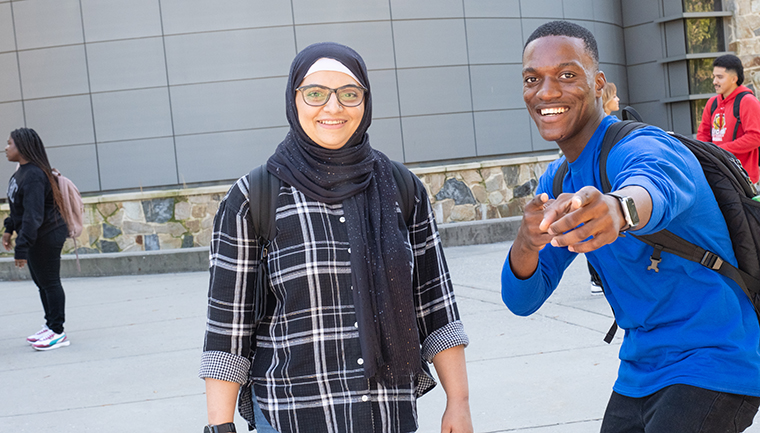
(518, 193), (556, 253)
(509, 193), (555, 279)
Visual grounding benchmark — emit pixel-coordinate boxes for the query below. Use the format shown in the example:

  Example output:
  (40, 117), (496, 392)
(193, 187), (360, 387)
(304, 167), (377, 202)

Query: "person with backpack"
(501, 21), (760, 432)
(3, 128), (71, 351)
(697, 54), (760, 185)
(199, 42), (472, 433)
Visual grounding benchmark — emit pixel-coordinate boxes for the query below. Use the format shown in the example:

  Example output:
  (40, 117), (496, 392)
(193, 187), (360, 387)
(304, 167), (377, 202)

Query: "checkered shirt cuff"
(421, 320), (469, 363)
(198, 350), (251, 384)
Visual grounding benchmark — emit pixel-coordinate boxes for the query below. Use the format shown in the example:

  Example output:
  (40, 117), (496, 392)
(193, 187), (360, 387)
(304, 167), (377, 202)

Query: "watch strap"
(606, 192), (637, 232)
(204, 423), (236, 433)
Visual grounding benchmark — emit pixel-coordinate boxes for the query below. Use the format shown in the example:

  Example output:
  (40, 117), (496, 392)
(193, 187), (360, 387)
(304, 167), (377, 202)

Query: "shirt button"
(357, 358), (364, 365)
(354, 322), (358, 328)
(339, 216), (346, 223)
(361, 395), (369, 402)
(347, 248), (351, 253)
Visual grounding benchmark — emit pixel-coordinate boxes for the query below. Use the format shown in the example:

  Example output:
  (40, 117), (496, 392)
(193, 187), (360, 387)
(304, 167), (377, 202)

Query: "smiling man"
(697, 55), (760, 185)
(501, 21), (760, 432)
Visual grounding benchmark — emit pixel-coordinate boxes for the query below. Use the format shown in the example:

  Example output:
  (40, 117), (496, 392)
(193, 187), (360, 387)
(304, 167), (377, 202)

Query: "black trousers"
(26, 225), (67, 335)
(601, 384), (760, 433)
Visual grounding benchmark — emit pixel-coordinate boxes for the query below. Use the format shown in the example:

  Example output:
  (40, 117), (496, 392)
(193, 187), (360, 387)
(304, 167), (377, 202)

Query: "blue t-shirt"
(501, 116), (760, 398)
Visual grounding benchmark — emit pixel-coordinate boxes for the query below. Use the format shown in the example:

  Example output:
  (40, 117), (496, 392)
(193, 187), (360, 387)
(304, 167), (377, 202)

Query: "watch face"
(607, 193), (639, 231)
(623, 196), (640, 226)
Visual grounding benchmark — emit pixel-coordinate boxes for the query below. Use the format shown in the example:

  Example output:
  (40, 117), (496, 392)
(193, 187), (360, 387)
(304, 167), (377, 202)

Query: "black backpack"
(709, 91), (751, 142)
(552, 107), (760, 342)
(246, 161), (417, 324)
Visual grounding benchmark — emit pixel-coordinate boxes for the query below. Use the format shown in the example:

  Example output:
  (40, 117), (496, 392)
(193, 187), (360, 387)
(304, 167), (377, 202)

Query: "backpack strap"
(621, 106), (644, 123)
(731, 91), (750, 141)
(248, 164), (280, 242)
(708, 92), (749, 141)
(710, 96), (718, 116)
(599, 121), (646, 193)
(246, 164), (281, 324)
(552, 115), (646, 199)
(390, 160), (416, 224)
(632, 229), (760, 321)
(599, 118), (649, 342)
(552, 159), (568, 199)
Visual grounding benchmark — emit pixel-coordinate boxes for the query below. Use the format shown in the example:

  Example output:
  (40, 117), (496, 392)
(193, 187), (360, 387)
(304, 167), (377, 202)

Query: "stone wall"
(415, 155), (556, 224)
(727, 0), (760, 91)
(73, 189), (224, 255)
(0, 154), (558, 256)
(0, 186), (225, 256)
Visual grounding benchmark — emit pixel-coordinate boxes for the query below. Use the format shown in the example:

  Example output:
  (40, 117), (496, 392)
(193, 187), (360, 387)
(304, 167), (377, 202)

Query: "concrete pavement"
(0, 217), (523, 281)
(1, 241), (758, 432)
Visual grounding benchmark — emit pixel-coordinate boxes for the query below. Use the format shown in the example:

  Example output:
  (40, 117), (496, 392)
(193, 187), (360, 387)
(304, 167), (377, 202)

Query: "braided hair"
(9, 128), (66, 225)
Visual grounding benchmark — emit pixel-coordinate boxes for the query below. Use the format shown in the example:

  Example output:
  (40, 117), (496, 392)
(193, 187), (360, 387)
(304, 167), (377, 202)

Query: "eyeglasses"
(296, 84), (367, 107)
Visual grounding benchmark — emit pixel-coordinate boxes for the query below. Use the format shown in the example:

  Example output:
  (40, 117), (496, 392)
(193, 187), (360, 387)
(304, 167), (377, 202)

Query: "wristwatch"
(606, 192), (639, 232)
(204, 423), (236, 433)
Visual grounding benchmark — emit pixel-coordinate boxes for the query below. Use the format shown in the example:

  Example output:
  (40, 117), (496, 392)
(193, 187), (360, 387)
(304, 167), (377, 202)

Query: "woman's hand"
(432, 345), (473, 433)
(4, 232), (28, 267)
(441, 396), (473, 433)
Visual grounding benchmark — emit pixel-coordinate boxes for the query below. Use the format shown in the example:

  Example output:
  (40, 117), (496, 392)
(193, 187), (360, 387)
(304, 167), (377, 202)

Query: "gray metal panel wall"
(622, 0), (667, 129)
(671, 101), (694, 134)
(0, 0), (631, 196)
(668, 61), (690, 98)
(621, 0), (704, 135)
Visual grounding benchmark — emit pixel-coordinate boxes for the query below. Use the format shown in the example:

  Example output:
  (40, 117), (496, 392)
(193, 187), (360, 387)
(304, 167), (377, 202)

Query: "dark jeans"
(601, 384), (760, 433)
(26, 225), (67, 335)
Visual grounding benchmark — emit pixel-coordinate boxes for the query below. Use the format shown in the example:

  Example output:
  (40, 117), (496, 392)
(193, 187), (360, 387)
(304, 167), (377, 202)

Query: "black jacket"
(4, 163), (65, 260)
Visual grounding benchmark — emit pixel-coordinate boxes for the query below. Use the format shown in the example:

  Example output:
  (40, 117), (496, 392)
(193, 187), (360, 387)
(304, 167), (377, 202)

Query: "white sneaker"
(590, 281), (604, 295)
(27, 325), (53, 344)
(32, 332), (70, 351)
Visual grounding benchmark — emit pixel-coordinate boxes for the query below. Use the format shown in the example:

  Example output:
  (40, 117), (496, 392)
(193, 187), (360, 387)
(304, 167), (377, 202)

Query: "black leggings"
(27, 225), (67, 335)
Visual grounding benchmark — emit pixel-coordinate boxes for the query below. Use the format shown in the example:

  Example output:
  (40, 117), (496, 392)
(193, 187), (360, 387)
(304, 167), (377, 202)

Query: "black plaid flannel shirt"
(200, 174), (468, 433)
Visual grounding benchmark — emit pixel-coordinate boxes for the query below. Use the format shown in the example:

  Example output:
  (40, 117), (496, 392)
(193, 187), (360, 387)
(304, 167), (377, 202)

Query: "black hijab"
(267, 42), (421, 386)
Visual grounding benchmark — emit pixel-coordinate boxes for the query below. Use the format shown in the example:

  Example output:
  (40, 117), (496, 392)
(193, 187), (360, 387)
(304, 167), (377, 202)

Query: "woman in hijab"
(199, 42), (472, 433)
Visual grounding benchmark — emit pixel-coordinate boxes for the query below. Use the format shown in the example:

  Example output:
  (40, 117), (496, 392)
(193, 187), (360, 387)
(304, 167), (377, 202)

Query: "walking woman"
(3, 128), (70, 351)
(200, 42), (473, 433)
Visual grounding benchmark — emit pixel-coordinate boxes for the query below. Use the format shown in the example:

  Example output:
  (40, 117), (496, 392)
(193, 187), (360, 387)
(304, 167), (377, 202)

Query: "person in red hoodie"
(697, 54), (760, 185)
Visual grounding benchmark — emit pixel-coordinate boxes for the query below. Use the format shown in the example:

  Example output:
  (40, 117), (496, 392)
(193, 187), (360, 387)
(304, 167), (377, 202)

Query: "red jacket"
(697, 85), (760, 183)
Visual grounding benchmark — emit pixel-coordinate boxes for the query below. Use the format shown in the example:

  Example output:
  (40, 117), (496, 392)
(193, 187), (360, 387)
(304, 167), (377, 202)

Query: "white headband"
(304, 58), (360, 83)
